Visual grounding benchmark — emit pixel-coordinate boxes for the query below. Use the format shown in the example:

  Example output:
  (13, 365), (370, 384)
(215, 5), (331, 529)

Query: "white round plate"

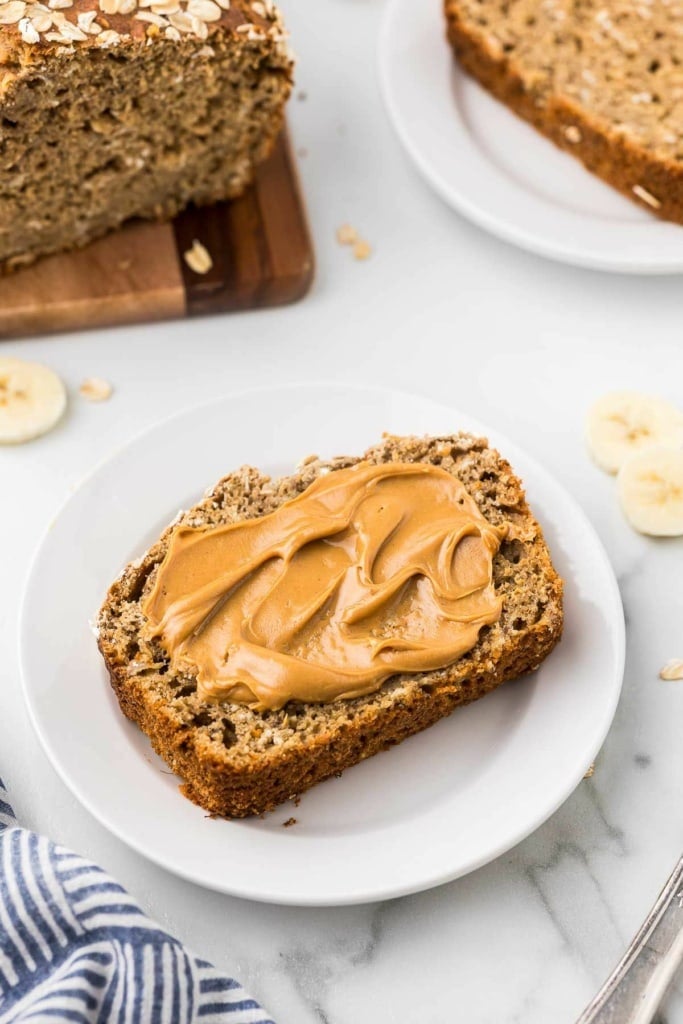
(20, 384), (624, 906)
(379, 0), (683, 273)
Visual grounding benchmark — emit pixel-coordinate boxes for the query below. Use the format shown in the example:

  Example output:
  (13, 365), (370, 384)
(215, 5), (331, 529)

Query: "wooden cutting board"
(0, 131), (314, 339)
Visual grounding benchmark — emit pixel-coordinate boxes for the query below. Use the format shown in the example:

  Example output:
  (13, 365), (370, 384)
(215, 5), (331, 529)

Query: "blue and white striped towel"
(0, 779), (275, 1024)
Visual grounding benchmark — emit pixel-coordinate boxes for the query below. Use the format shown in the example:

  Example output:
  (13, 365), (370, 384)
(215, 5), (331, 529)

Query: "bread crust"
(104, 616), (560, 816)
(444, 1), (683, 223)
(97, 434), (564, 818)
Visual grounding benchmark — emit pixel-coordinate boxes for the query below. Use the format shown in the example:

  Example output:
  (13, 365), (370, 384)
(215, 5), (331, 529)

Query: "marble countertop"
(2, 0), (682, 1020)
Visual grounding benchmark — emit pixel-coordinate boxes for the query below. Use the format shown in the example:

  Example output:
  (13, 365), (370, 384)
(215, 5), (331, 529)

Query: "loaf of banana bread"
(0, 0), (293, 270)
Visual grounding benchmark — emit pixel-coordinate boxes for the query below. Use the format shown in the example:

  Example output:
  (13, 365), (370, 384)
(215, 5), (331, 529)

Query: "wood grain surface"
(0, 131), (313, 339)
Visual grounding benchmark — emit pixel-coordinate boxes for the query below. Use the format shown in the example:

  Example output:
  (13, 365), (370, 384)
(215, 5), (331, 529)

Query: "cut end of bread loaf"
(445, 0), (683, 223)
(97, 434), (564, 818)
(0, 0), (292, 270)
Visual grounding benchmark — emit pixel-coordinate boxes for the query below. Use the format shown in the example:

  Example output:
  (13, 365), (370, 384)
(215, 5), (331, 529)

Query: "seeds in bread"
(444, 0), (683, 223)
(97, 434), (564, 818)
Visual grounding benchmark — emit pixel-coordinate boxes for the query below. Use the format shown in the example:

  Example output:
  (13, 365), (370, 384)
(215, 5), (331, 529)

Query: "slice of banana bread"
(97, 434), (564, 818)
(0, 0), (292, 271)
(445, 0), (683, 222)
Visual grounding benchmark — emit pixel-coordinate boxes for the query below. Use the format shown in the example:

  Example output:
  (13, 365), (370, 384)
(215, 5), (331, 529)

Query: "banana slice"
(0, 357), (67, 444)
(586, 391), (683, 474)
(618, 446), (683, 536)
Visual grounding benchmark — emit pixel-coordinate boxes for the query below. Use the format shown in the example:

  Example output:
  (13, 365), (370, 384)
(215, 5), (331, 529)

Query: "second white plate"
(379, 0), (683, 273)
(20, 384), (624, 905)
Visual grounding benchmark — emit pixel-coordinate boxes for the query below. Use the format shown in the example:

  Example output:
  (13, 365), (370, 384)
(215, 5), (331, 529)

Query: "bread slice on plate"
(97, 434), (564, 818)
(444, 0), (683, 223)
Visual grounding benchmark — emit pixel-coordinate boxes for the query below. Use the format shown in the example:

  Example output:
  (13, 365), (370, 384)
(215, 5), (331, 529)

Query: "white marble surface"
(1, 0), (682, 1020)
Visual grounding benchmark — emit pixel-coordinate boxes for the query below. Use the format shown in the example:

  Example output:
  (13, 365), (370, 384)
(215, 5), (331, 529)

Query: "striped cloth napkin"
(0, 779), (275, 1024)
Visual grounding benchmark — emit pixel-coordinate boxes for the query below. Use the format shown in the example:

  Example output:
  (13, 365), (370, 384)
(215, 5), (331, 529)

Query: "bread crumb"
(336, 223), (357, 246)
(659, 659), (683, 680)
(297, 452), (319, 468)
(563, 125), (582, 143)
(583, 763), (595, 779)
(80, 377), (113, 402)
(632, 184), (661, 209)
(353, 239), (372, 261)
(184, 239), (213, 274)
(283, 817), (297, 827)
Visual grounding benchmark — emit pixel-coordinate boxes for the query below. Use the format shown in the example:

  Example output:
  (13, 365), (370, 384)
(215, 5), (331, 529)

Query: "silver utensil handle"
(576, 856), (683, 1024)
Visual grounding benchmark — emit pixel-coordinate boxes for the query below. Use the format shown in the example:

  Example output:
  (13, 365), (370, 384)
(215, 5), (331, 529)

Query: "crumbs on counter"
(283, 817), (297, 828)
(336, 224), (373, 260)
(583, 763), (596, 779)
(336, 223), (358, 245)
(79, 377), (113, 403)
(659, 659), (683, 680)
(183, 239), (213, 275)
(353, 239), (372, 261)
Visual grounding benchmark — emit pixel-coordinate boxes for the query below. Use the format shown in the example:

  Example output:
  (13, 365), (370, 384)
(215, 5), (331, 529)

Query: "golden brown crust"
(444, 1), (683, 223)
(97, 434), (564, 818)
(104, 613), (560, 816)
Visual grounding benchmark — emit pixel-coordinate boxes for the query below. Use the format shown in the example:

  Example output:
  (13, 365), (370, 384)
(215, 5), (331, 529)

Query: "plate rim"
(378, 0), (683, 275)
(19, 382), (626, 905)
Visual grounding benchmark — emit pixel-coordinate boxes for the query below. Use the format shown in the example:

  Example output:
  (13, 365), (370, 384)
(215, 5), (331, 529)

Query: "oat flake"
(80, 377), (113, 402)
(660, 659), (683, 680)
(183, 239), (213, 274)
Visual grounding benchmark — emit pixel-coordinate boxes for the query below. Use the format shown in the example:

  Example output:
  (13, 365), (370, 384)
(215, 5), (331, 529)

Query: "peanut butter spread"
(141, 462), (507, 711)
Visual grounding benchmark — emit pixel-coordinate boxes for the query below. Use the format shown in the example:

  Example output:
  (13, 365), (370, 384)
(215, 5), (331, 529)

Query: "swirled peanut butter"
(142, 462), (506, 710)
